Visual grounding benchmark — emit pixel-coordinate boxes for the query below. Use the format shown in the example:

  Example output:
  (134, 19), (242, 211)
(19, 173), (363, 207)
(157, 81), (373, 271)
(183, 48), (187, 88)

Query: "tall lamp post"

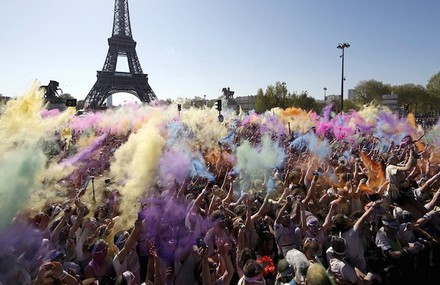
(337, 42), (350, 113)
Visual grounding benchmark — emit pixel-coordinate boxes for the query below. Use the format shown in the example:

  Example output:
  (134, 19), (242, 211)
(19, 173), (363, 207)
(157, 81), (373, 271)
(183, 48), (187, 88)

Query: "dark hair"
(332, 214), (350, 232)
(330, 236), (346, 255)
(242, 259), (263, 278)
(237, 248), (257, 270)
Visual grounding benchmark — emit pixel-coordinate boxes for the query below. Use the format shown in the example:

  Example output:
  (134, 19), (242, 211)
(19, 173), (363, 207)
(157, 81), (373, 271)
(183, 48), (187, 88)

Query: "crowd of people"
(1, 96), (440, 285)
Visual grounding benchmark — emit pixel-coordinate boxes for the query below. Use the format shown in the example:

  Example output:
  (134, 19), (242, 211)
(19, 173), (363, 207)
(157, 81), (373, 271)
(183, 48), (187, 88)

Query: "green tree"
(343, 100), (361, 112)
(254, 81), (288, 113)
(426, 71), (440, 98)
(290, 92), (317, 111)
(426, 71), (440, 115)
(392, 83), (428, 114)
(353, 80), (392, 105)
(254, 88), (267, 113)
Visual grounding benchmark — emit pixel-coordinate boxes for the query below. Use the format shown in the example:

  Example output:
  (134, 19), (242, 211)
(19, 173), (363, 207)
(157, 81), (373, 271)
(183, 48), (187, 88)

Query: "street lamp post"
(337, 42), (350, 113)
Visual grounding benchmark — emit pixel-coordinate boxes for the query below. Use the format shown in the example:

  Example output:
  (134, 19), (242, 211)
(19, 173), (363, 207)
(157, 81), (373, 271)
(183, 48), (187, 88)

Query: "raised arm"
(396, 148), (415, 171)
(321, 202), (337, 234)
(251, 194), (270, 222)
(116, 219), (142, 264)
(418, 172), (440, 194)
(50, 206), (72, 246)
(301, 173), (319, 206)
(353, 201), (381, 231)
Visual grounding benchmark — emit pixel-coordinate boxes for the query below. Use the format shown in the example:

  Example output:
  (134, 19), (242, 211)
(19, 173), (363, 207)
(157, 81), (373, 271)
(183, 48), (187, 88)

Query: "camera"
(196, 238), (207, 249)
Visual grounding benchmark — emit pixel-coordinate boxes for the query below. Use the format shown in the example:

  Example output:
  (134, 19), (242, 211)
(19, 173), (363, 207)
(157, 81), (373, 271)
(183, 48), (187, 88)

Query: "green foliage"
(392, 84), (429, 113)
(353, 80), (392, 104)
(343, 100), (361, 112)
(290, 92), (316, 111)
(254, 81), (288, 113)
(254, 70), (440, 116)
(427, 71), (440, 98)
(255, 81), (323, 113)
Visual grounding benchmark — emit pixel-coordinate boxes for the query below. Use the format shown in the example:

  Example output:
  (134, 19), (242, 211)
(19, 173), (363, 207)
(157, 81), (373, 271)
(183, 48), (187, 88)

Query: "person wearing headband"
(237, 259), (266, 285)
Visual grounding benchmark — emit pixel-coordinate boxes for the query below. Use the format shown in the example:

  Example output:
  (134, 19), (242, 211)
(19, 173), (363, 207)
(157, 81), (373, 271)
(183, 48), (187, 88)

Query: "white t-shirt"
(113, 248), (141, 285)
(342, 228), (367, 273)
(329, 258), (358, 284)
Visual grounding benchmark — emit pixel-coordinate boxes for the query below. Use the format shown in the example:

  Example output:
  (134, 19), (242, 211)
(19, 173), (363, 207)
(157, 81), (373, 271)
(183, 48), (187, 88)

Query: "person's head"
(94, 203), (108, 220)
(331, 214), (353, 233)
(34, 212), (51, 230)
(330, 236), (346, 257)
(285, 249), (310, 285)
(238, 248), (257, 270)
(115, 270), (136, 285)
(114, 230), (130, 250)
(387, 155), (399, 166)
(258, 230), (275, 255)
(90, 239), (108, 263)
(279, 210), (291, 226)
(211, 210), (227, 229)
(381, 215), (400, 235)
(393, 207), (412, 223)
(306, 216), (320, 235)
(305, 263), (333, 285)
(234, 204), (247, 218)
(276, 258), (294, 283)
(232, 216), (245, 236)
(302, 238), (320, 261)
(242, 259), (265, 284)
(289, 183), (305, 198)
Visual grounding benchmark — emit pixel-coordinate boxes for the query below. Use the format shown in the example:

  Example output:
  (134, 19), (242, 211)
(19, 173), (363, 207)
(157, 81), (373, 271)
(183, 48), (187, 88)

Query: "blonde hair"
(306, 263), (334, 285)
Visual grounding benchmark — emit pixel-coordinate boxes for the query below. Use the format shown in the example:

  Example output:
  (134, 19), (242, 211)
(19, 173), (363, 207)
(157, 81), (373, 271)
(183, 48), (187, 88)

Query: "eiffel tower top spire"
(83, 0), (156, 110)
(112, 0), (133, 38)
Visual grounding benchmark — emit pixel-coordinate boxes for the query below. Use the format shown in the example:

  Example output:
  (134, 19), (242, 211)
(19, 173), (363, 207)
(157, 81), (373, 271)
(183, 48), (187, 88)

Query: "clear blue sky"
(1, 0), (439, 105)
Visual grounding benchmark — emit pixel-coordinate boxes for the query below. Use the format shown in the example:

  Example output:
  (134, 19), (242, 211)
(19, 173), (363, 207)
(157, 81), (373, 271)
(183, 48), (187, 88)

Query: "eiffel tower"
(84, 0), (157, 110)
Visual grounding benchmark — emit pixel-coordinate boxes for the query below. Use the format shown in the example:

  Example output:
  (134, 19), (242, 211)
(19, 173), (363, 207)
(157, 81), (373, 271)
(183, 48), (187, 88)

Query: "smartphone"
(196, 238), (207, 249)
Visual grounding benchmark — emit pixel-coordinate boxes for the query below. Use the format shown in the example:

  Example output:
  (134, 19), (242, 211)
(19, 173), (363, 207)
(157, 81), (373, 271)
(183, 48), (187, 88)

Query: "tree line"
(254, 71), (440, 115)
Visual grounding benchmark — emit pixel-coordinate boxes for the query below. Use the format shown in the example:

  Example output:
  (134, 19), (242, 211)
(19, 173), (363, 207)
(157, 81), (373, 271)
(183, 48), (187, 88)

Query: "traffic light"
(177, 104), (181, 111)
(215, 100), (222, 112)
(404, 103), (409, 112)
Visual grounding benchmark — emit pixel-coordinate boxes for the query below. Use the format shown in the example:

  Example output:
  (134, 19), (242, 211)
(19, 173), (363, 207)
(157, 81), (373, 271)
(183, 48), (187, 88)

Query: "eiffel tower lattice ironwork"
(84, 0), (157, 110)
